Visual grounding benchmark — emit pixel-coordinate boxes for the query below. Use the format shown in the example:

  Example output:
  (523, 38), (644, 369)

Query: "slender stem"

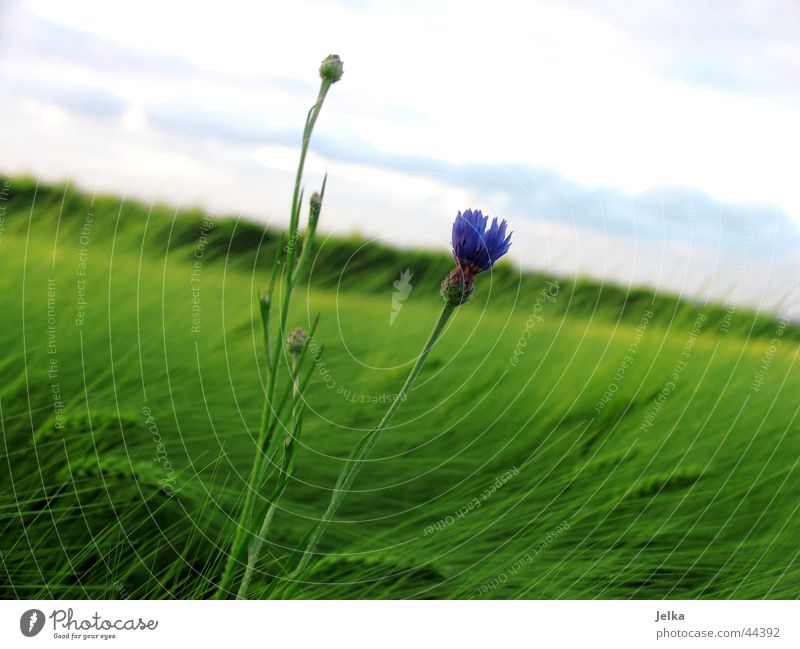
(293, 174), (326, 286)
(214, 80), (330, 599)
(276, 302), (455, 598)
(237, 356), (303, 599)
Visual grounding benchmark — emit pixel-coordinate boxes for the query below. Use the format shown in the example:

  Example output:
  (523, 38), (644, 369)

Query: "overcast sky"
(2, 0), (800, 314)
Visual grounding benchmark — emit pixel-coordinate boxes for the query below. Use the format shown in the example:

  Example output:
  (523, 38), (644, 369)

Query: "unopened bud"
(319, 54), (344, 83)
(310, 192), (322, 222)
(285, 327), (309, 354)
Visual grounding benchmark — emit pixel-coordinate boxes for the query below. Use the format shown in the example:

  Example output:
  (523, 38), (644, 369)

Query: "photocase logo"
(20, 609), (45, 637)
(390, 268), (413, 325)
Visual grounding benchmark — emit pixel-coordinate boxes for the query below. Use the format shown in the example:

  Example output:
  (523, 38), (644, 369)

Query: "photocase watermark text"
(511, 280), (560, 366)
(142, 406), (177, 495)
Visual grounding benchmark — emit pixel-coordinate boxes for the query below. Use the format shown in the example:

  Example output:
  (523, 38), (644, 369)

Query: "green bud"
(441, 268), (474, 307)
(319, 54), (344, 83)
(310, 192), (322, 222)
(285, 327), (309, 355)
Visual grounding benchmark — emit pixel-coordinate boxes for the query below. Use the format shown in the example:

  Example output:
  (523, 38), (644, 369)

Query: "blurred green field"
(2, 178), (799, 599)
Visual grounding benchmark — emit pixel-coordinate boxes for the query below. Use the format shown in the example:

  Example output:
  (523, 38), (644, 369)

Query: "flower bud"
(309, 192), (322, 225)
(285, 327), (309, 354)
(319, 54), (344, 83)
(258, 291), (271, 326)
(441, 268), (474, 306)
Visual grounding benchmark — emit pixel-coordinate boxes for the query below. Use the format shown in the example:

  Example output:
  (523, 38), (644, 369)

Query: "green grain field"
(2, 178), (798, 599)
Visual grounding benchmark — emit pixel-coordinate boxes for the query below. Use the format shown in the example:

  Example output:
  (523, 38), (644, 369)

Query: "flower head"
(285, 327), (309, 355)
(450, 209), (512, 276)
(441, 209), (512, 306)
(319, 55), (344, 83)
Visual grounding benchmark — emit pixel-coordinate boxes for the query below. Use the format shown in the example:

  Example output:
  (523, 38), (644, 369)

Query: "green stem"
(276, 302), (455, 598)
(214, 79), (330, 600)
(237, 357), (303, 599)
(213, 362), (277, 598)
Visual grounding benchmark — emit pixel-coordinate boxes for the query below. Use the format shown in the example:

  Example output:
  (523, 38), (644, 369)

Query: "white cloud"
(120, 106), (147, 132)
(19, 98), (66, 125)
(17, 0), (798, 217)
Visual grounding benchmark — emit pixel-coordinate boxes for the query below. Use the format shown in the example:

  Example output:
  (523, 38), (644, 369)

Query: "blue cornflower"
(451, 209), (512, 275)
(442, 209), (512, 306)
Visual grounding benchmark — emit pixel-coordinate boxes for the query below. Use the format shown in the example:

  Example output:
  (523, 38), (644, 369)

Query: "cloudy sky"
(2, 0), (800, 314)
